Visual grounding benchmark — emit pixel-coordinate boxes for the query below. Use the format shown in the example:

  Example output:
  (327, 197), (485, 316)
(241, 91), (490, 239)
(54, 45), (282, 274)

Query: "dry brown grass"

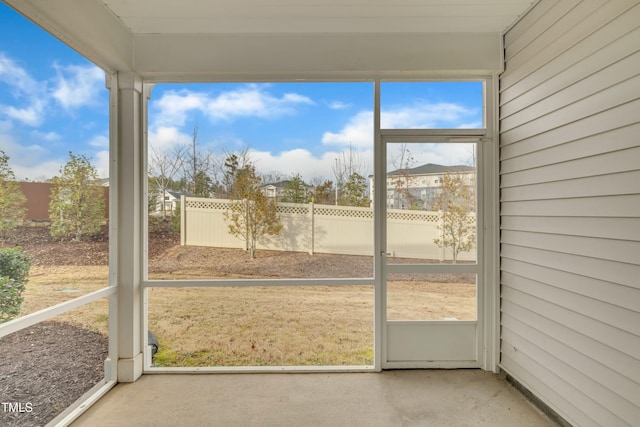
(387, 281), (476, 321)
(19, 257), (475, 367)
(148, 286), (375, 367)
(20, 266), (110, 336)
(19, 266), (475, 367)
(147, 280), (475, 367)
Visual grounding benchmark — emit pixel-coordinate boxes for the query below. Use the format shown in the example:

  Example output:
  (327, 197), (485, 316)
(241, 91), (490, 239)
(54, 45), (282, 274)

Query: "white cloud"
(0, 132), (62, 180)
(51, 63), (105, 110)
(250, 147), (373, 183)
(327, 100), (350, 110)
(204, 85), (314, 121)
(0, 103), (46, 126)
(1, 54), (106, 128)
(87, 134), (109, 148)
(322, 102), (479, 149)
(0, 129), (111, 181)
(381, 103), (475, 129)
(31, 130), (61, 142)
(12, 160), (62, 181)
(322, 110), (373, 148)
(282, 93), (314, 105)
(151, 84), (315, 129)
(0, 54), (48, 126)
(152, 90), (207, 128)
(148, 126), (193, 151)
(0, 53), (41, 96)
(252, 149), (328, 182)
(389, 142), (475, 167)
(94, 149), (110, 179)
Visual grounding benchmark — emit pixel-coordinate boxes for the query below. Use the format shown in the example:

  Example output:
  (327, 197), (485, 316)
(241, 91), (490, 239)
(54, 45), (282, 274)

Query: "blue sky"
(1, 3), (483, 183)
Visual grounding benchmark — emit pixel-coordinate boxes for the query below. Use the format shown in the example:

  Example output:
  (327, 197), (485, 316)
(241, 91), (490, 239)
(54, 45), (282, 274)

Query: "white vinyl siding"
(499, 1), (640, 426)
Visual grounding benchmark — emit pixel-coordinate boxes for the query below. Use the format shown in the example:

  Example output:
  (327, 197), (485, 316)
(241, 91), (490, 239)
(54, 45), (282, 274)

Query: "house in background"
(2, 1), (639, 426)
(369, 163), (476, 210)
(262, 181), (291, 201)
(151, 189), (186, 215)
(262, 180), (313, 202)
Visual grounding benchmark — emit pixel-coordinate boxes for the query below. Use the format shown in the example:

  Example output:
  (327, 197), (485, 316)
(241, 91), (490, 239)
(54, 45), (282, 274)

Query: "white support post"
(482, 75), (501, 373)
(373, 80), (384, 371)
(105, 71), (119, 383)
(180, 195), (186, 246)
(115, 71), (144, 382)
(309, 201), (314, 255)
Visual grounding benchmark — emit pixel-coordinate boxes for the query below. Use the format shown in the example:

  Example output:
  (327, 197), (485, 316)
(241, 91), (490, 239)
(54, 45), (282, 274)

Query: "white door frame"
(372, 79), (499, 371)
(380, 132), (483, 369)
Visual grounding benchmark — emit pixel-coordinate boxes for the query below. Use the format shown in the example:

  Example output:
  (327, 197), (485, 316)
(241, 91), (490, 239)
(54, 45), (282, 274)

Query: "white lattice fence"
(181, 196), (475, 260)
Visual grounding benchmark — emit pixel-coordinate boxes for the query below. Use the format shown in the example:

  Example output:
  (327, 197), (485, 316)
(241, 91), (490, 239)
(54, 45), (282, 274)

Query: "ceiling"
(102, 0), (535, 34)
(6, 0), (537, 80)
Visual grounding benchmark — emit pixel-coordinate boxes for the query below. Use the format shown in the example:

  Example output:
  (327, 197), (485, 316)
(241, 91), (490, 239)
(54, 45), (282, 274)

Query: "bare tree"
(332, 145), (367, 206)
(181, 123), (218, 198)
(390, 144), (418, 209)
(260, 170), (286, 187)
(220, 148), (253, 198)
(149, 144), (186, 218)
(310, 176), (334, 205)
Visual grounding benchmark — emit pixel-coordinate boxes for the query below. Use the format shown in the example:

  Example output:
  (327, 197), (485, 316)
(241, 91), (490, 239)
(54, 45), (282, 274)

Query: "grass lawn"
(148, 285), (375, 367)
(20, 266), (475, 367)
(13, 227), (475, 368)
(20, 265), (110, 335)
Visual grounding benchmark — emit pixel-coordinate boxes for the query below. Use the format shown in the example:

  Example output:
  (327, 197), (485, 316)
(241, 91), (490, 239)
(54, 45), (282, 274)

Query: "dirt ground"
(0, 225), (475, 425)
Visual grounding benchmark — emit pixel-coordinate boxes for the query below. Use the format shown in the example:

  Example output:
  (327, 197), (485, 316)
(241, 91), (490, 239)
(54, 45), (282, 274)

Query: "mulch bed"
(0, 322), (108, 427)
(1, 226), (124, 426)
(0, 225), (180, 426)
(0, 225), (178, 426)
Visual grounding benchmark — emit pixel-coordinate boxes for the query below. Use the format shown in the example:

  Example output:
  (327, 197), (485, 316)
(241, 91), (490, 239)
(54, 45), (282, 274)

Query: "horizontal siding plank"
(501, 123), (640, 173)
(504, 0), (580, 62)
(500, 243), (640, 289)
(502, 323), (640, 423)
(501, 345), (620, 427)
(501, 230), (640, 265)
(501, 170), (640, 201)
(501, 2), (640, 104)
(501, 147), (640, 187)
(500, 194), (640, 218)
(502, 51), (640, 131)
(501, 1), (640, 93)
(504, 0), (602, 71)
(501, 99), (640, 156)
(501, 258), (640, 312)
(501, 285), (639, 358)
(501, 26), (640, 119)
(501, 74), (640, 143)
(502, 270), (640, 334)
(500, 216), (640, 241)
(502, 299), (640, 384)
(504, 0), (558, 50)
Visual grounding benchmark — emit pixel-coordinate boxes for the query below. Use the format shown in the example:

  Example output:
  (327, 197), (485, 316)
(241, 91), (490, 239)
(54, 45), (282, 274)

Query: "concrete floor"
(72, 370), (554, 427)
